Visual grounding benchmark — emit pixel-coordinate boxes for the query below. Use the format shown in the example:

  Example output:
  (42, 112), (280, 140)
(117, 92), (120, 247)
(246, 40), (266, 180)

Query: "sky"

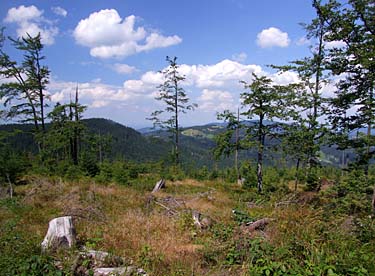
(0, 0), (319, 129)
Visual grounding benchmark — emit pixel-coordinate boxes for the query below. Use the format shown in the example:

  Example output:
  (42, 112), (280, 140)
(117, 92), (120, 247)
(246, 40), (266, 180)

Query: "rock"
(82, 250), (123, 267)
(41, 216), (76, 252)
(94, 266), (147, 276)
(152, 179), (166, 193)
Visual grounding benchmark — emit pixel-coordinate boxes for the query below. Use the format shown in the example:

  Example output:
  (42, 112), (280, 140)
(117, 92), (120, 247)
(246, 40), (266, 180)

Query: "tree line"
(0, 1), (374, 211)
(149, 1), (374, 201)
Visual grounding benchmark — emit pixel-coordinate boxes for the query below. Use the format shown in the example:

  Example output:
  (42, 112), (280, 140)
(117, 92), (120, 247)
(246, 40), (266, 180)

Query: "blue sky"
(0, 0), (318, 129)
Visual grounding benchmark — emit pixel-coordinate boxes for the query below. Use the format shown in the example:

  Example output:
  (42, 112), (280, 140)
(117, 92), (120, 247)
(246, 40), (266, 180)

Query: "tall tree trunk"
(235, 107), (240, 181)
(6, 173), (13, 199)
(294, 158), (300, 192)
(68, 100), (77, 165)
(174, 78), (179, 167)
(257, 114), (264, 193)
(72, 86), (80, 165)
(35, 51), (46, 133)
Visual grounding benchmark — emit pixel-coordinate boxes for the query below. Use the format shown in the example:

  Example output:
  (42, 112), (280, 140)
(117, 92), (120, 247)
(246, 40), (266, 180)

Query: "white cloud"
(4, 5), (42, 22)
(271, 71), (300, 85)
(138, 33), (182, 52)
(325, 40), (346, 49)
(231, 52), (247, 63)
(4, 5), (59, 45)
(198, 89), (235, 111)
(51, 6), (68, 17)
(91, 100), (110, 108)
(48, 59), (311, 126)
(73, 9), (182, 58)
(180, 59), (263, 88)
(112, 63), (137, 74)
(256, 27), (290, 48)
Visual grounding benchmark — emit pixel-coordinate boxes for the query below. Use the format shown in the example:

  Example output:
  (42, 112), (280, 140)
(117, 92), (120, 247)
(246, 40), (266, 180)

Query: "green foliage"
(306, 169), (320, 191)
(325, 170), (374, 215)
(95, 161), (113, 183)
(148, 56), (197, 166)
(79, 151), (99, 177)
(0, 132), (28, 184)
(0, 199), (61, 276)
(231, 208), (254, 225)
(137, 244), (164, 272)
(112, 161), (130, 185)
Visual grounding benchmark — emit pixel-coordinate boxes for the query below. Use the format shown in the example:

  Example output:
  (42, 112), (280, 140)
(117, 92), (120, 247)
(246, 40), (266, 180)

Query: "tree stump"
(192, 210), (212, 229)
(152, 179), (166, 193)
(41, 216), (76, 252)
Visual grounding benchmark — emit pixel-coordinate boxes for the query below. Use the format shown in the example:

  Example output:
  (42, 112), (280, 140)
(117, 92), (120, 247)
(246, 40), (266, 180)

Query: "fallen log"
(154, 200), (179, 215)
(152, 179), (166, 193)
(245, 218), (272, 232)
(94, 266), (147, 276)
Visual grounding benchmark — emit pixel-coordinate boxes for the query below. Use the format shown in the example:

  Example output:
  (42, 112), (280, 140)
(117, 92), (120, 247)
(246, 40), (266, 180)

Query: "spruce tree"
(148, 56), (197, 166)
(0, 32), (50, 151)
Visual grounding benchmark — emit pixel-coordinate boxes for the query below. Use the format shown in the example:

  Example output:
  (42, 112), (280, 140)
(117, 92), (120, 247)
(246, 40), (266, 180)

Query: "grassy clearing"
(1, 173), (374, 275)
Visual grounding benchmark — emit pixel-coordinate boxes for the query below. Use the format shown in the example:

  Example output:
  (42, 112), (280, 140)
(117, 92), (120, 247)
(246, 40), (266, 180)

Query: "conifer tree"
(148, 56), (197, 166)
(0, 32), (50, 150)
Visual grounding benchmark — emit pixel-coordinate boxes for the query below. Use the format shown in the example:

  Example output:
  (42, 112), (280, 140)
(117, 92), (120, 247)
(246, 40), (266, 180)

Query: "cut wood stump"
(152, 179), (166, 193)
(41, 216), (76, 252)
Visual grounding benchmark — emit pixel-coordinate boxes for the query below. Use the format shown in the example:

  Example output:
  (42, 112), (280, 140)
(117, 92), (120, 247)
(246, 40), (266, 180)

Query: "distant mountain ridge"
(0, 118), (346, 167)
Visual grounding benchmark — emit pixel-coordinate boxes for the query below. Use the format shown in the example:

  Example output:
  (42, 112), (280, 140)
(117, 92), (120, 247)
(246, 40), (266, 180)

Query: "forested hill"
(0, 118), (345, 167)
(0, 118), (170, 163)
(83, 118), (173, 162)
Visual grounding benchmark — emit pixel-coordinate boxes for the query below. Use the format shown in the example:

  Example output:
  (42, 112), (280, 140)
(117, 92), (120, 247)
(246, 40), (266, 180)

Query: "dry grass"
(6, 176), (261, 275)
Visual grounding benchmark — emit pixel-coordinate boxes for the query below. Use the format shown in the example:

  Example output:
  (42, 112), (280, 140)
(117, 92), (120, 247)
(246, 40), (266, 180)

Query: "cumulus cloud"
(73, 9), (182, 58)
(49, 80), (115, 106)
(51, 6), (68, 17)
(198, 89), (235, 111)
(112, 63), (137, 74)
(271, 71), (300, 85)
(256, 27), (290, 48)
(179, 59), (263, 88)
(4, 5), (58, 45)
(47, 59), (308, 126)
(325, 40), (346, 49)
(47, 59), (264, 113)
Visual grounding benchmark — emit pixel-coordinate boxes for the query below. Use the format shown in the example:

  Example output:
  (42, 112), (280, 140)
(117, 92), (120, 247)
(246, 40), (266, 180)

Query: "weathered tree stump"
(152, 179), (166, 193)
(192, 210), (212, 229)
(41, 216), (76, 252)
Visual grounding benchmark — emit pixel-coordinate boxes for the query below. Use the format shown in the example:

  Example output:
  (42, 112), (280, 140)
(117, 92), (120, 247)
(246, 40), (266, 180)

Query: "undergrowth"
(0, 167), (374, 275)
